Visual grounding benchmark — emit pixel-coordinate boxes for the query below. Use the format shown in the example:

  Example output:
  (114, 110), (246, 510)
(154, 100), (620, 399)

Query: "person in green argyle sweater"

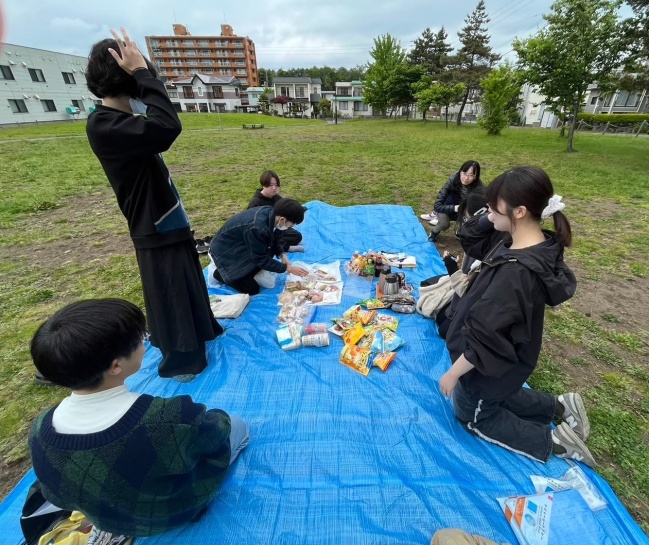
(28, 298), (249, 538)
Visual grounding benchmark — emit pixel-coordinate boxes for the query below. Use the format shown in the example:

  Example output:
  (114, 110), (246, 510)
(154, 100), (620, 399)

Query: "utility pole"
(334, 93), (338, 125)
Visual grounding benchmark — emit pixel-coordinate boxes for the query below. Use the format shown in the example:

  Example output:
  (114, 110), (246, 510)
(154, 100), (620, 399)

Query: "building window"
(168, 91), (178, 98)
(8, 98), (28, 113)
(183, 86), (194, 99)
(295, 86), (306, 98)
(237, 69), (247, 75)
(62, 72), (76, 84)
(280, 86), (291, 97)
(338, 101), (349, 110)
(219, 69), (230, 75)
(212, 86), (223, 98)
(614, 90), (641, 108)
(1, 65), (15, 80)
(354, 102), (369, 112)
(187, 60), (198, 66)
(183, 40), (195, 46)
(71, 99), (85, 111)
(200, 50), (211, 56)
(29, 68), (46, 82)
(197, 87), (203, 96)
(186, 50), (197, 56)
(42, 99), (57, 112)
(235, 87), (240, 97)
(93, 99), (102, 105)
(337, 88), (351, 97)
(150, 40), (161, 47)
(590, 96), (598, 105)
(198, 40), (210, 46)
(167, 40), (179, 47)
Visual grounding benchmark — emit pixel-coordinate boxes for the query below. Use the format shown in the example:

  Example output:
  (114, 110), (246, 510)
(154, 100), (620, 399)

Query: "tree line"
(260, 0), (648, 151)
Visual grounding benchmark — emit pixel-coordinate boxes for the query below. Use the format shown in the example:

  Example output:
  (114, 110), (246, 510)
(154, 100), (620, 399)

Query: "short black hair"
(260, 170), (280, 187)
(31, 299), (147, 390)
(85, 39), (157, 98)
(274, 198), (306, 224)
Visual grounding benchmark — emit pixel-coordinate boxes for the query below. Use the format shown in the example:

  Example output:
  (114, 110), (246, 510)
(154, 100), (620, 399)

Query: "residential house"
(271, 77), (322, 117)
(330, 81), (373, 118)
(245, 86), (268, 112)
(171, 74), (242, 112)
(0, 43), (99, 125)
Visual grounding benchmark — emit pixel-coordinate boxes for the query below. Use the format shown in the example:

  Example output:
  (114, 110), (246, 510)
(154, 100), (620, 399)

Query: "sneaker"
(420, 213), (435, 221)
(429, 218), (439, 226)
(34, 372), (56, 387)
(172, 374), (197, 383)
(552, 422), (596, 467)
(196, 242), (209, 254)
(428, 231), (440, 243)
(558, 392), (590, 441)
(287, 245), (305, 253)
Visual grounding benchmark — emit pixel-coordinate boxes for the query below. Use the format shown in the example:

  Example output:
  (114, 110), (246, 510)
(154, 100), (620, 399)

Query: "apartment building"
(0, 43), (99, 125)
(146, 24), (259, 89)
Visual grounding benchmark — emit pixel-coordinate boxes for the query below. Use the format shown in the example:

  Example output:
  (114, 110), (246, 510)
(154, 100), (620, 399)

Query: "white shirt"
(52, 385), (140, 434)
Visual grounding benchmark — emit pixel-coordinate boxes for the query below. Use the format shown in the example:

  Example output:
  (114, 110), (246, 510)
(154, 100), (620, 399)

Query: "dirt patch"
(0, 460), (30, 502)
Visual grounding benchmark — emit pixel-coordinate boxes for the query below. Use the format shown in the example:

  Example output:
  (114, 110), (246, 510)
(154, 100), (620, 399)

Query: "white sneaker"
(420, 213), (435, 221)
(429, 218), (439, 226)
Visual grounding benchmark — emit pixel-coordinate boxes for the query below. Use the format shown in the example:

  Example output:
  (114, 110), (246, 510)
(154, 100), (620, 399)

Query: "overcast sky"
(1, 0), (633, 68)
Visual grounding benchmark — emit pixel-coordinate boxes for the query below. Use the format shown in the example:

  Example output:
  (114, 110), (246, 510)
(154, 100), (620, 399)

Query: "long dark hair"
(485, 166), (572, 247)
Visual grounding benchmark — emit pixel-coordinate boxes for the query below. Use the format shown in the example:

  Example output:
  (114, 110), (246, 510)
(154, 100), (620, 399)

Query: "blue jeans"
(229, 415), (250, 464)
(452, 381), (555, 462)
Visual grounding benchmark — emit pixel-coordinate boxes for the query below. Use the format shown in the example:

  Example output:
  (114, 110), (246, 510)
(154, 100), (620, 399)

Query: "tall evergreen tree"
(430, 27), (454, 80)
(452, 1), (501, 125)
(408, 27), (453, 80)
(408, 28), (436, 71)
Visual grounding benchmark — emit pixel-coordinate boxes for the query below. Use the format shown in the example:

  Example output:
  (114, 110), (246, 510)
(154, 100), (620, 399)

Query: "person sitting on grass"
(28, 299), (249, 539)
(440, 166), (595, 467)
(209, 198), (310, 295)
(428, 160), (484, 243)
(248, 170), (304, 253)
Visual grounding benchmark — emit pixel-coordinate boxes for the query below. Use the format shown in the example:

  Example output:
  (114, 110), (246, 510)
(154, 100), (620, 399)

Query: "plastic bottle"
(359, 253), (368, 276)
(374, 254), (383, 277)
(365, 252), (375, 277)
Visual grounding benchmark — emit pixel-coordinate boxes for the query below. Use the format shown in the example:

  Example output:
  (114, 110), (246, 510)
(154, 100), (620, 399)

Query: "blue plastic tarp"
(0, 201), (646, 545)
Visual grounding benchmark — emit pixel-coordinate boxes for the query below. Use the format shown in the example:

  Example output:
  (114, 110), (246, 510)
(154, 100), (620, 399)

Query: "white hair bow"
(541, 195), (565, 220)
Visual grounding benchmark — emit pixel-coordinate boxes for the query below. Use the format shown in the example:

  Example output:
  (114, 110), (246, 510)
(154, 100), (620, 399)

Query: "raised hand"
(108, 27), (147, 75)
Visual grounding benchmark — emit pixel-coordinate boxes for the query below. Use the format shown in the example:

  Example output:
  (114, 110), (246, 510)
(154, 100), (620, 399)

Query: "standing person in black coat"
(428, 160), (484, 243)
(85, 29), (222, 381)
(247, 170), (304, 252)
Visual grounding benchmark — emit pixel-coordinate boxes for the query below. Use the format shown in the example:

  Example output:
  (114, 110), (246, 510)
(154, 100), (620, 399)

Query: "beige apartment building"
(145, 24), (259, 87)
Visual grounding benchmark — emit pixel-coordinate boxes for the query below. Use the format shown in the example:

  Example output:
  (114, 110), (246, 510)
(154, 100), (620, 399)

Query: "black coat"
(433, 172), (484, 216)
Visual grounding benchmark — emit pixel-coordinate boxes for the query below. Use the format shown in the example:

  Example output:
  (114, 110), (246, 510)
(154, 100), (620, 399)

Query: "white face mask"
(276, 218), (290, 231)
(129, 98), (147, 115)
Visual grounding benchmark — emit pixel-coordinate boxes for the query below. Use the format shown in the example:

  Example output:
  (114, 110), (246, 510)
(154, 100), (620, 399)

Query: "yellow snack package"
(339, 345), (372, 376)
(343, 322), (365, 346)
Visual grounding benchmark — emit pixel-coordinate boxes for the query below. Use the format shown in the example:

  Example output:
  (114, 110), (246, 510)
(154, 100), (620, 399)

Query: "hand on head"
(108, 28), (147, 75)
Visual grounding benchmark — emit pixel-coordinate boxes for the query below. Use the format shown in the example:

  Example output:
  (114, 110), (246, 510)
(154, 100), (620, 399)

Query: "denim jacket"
(209, 206), (286, 283)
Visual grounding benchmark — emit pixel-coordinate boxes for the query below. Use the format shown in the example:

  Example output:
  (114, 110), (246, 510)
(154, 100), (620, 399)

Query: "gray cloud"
(2, 0), (620, 68)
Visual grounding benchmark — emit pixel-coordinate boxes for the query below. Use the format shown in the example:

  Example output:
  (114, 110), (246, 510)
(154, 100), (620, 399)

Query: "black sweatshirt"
(445, 215), (577, 400)
(86, 69), (192, 250)
(247, 189), (281, 209)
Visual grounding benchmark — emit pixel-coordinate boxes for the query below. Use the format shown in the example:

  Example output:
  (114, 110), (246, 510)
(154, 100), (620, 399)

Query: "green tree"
(514, 0), (628, 151)
(386, 64), (424, 118)
(478, 64), (525, 135)
(409, 27), (454, 80)
(319, 97), (332, 117)
(451, 1), (501, 125)
(429, 82), (467, 127)
(363, 34), (407, 116)
(258, 87), (272, 113)
(618, 0), (649, 92)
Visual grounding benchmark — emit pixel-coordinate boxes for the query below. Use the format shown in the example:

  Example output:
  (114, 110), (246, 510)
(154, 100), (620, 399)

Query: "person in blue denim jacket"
(209, 199), (309, 295)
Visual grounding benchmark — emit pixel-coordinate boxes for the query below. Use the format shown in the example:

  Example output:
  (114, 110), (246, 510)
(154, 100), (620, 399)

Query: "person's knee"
(436, 214), (451, 232)
(431, 529), (477, 545)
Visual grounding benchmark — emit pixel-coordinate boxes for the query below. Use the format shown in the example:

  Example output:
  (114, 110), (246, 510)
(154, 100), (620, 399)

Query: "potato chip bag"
(343, 322), (366, 345)
(339, 345), (372, 376)
(372, 352), (396, 372)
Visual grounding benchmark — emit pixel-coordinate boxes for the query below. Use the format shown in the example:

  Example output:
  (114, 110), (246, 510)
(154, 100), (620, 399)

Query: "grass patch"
(1, 118), (649, 530)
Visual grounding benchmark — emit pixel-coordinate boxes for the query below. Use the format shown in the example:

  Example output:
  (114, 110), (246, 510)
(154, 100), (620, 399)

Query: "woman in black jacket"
(428, 160), (484, 242)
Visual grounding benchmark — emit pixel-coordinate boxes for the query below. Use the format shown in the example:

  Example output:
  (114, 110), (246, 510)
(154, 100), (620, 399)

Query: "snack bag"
(357, 298), (387, 310)
(343, 304), (376, 325)
(343, 322), (366, 346)
(372, 352), (396, 372)
(371, 313), (399, 331)
(381, 329), (405, 351)
(339, 345), (372, 376)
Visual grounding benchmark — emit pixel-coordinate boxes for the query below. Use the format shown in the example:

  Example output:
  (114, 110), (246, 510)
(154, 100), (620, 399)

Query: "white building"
(583, 83), (648, 115)
(270, 77), (321, 117)
(330, 81), (373, 118)
(170, 74), (242, 112)
(517, 83), (559, 128)
(245, 86), (267, 112)
(0, 43), (99, 125)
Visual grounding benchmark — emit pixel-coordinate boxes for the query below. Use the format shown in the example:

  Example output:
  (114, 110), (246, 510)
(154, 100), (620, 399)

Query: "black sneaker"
(428, 231), (440, 243)
(34, 372), (56, 387)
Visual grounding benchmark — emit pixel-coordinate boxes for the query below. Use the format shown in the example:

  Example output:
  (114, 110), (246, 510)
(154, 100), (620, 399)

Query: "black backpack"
(20, 480), (72, 545)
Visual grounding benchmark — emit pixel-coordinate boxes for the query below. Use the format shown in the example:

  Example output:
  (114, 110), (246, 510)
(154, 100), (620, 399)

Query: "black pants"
(214, 267), (261, 295)
(452, 381), (556, 462)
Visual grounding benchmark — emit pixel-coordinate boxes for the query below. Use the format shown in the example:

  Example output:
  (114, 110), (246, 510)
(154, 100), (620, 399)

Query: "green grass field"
(1, 114), (648, 531)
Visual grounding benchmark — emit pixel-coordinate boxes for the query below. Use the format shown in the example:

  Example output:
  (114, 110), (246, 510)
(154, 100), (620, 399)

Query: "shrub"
(577, 113), (649, 124)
